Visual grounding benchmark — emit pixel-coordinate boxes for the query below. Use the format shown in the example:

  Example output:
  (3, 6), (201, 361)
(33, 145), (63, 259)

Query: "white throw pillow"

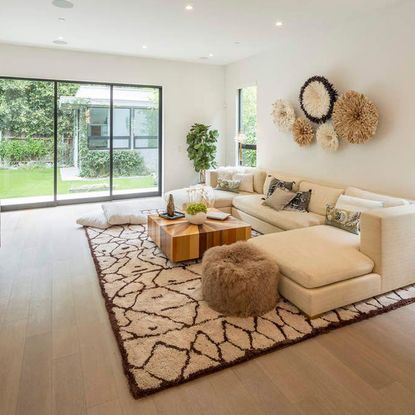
(76, 211), (110, 229)
(345, 187), (409, 208)
(335, 195), (383, 212)
(232, 173), (254, 193)
(102, 202), (147, 225)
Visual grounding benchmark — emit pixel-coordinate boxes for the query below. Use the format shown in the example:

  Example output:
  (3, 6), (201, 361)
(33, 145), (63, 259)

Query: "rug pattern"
(85, 221), (415, 398)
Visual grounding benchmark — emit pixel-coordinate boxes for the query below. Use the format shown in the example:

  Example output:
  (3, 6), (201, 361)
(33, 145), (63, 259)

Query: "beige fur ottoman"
(201, 241), (280, 317)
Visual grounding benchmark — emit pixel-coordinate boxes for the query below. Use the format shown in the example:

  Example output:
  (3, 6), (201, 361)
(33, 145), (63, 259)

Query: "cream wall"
(0, 43), (225, 192)
(225, 1), (415, 199)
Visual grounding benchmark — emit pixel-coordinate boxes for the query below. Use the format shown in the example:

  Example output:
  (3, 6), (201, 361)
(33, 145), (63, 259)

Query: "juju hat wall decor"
(272, 99), (296, 132)
(332, 90), (379, 144)
(300, 76), (337, 124)
(317, 123), (339, 152)
(292, 117), (314, 146)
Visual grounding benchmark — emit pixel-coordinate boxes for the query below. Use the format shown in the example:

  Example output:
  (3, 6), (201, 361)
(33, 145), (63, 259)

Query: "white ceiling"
(0, 0), (403, 65)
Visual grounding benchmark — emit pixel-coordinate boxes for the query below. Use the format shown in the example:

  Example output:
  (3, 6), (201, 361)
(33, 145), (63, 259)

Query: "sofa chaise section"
(249, 205), (415, 317)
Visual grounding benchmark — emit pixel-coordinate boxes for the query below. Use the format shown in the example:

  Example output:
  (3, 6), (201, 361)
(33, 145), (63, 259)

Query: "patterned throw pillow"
(284, 190), (312, 212)
(325, 204), (361, 235)
(216, 178), (241, 193)
(266, 176), (295, 198)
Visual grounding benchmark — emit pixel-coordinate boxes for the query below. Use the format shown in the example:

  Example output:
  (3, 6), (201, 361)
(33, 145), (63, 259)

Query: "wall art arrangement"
(271, 99), (296, 131)
(292, 118), (314, 146)
(272, 75), (379, 152)
(299, 75), (337, 124)
(332, 90), (379, 144)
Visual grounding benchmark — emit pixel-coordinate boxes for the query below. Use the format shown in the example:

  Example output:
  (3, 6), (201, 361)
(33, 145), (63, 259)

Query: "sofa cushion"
(232, 194), (325, 230)
(169, 188), (247, 210)
(345, 186), (409, 208)
(216, 167), (266, 194)
(248, 225), (374, 289)
(299, 181), (344, 216)
(232, 173), (254, 193)
(335, 194), (384, 212)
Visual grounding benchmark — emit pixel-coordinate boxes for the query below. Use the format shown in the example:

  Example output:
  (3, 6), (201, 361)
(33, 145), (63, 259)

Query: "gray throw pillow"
(262, 188), (296, 211)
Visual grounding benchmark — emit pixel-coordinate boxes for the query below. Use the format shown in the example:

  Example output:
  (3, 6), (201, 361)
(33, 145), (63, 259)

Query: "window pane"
(112, 86), (160, 196)
(57, 83), (111, 200)
(241, 147), (257, 168)
(0, 78), (54, 205)
(238, 86), (257, 167)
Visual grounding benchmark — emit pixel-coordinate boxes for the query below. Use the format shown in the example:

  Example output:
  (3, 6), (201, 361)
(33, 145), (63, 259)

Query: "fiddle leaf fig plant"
(186, 123), (218, 183)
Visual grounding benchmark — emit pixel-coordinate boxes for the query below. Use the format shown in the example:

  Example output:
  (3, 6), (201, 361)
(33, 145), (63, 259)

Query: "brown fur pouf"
(201, 241), (280, 317)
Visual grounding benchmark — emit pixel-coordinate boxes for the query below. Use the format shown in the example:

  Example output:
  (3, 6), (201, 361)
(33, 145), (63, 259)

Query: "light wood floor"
(1, 199), (415, 415)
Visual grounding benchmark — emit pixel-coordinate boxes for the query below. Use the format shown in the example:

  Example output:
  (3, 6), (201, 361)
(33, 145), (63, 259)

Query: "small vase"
(185, 212), (207, 225)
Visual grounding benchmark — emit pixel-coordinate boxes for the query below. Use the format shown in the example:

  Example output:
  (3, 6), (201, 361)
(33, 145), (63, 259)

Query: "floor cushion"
(248, 225), (374, 289)
(76, 211), (110, 229)
(102, 202), (147, 225)
(232, 194), (325, 230)
(202, 241), (280, 317)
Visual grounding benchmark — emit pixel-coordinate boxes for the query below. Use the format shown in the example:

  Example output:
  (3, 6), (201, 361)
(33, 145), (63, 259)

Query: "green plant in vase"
(185, 202), (208, 225)
(186, 123), (218, 183)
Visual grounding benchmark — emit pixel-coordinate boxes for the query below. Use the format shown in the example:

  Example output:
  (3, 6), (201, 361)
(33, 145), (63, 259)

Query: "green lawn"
(0, 167), (156, 199)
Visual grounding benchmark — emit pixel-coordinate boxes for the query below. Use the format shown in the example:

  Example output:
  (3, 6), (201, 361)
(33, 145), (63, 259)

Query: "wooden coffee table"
(147, 209), (251, 262)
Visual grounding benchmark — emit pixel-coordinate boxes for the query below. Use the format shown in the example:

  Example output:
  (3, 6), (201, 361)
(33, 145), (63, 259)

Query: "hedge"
(0, 138), (53, 164)
(79, 150), (150, 178)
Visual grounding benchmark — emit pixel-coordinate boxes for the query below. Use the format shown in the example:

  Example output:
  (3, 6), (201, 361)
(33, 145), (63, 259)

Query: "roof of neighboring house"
(59, 85), (157, 109)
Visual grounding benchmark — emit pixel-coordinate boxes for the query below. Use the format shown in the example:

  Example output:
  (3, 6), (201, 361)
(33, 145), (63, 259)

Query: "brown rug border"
(84, 226), (415, 399)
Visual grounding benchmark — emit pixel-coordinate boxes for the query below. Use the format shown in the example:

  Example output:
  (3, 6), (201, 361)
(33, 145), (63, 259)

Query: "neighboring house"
(59, 85), (159, 172)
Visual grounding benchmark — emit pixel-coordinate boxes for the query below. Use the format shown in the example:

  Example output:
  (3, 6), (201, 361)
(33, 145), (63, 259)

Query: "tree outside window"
(238, 86), (257, 167)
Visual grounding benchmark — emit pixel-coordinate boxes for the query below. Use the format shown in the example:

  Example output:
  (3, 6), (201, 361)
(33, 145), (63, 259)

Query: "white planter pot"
(185, 212), (207, 225)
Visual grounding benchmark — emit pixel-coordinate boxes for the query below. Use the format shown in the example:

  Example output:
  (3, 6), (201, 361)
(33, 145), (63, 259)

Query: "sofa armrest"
(206, 169), (219, 188)
(360, 205), (415, 292)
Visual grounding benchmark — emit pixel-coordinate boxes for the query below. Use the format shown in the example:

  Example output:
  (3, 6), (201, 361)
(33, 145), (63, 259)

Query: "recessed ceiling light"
(234, 41), (241, 45)
(58, 17), (66, 22)
(52, 0), (74, 9)
(142, 45), (148, 49)
(208, 53), (213, 57)
(53, 36), (68, 45)
(199, 56), (208, 60)
(275, 21), (283, 27)
(185, 4), (193, 10)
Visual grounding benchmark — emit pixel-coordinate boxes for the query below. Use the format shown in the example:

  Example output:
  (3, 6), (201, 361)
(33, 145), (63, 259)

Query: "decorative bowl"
(185, 212), (207, 225)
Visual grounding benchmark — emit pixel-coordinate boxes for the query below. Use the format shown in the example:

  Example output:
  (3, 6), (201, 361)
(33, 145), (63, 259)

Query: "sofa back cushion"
(216, 167), (265, 194)
(336, 194), (384, 212)
(299, 181), (344, 216)
(345, 187), (409, 208)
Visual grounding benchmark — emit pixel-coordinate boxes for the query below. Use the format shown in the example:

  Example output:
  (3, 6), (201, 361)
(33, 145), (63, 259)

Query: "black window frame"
(87, 106), (132, 151)
(133, 107), (159, 150)
(0, 76), (163, 211)
(237, 87), (257, 167)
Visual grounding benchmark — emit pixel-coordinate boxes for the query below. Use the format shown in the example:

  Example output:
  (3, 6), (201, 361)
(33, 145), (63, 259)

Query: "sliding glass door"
(0, 78), (55, 205)
(0, 77), (162, 209)
(57, 83), (111, 200)
(112, 86), (160, 196)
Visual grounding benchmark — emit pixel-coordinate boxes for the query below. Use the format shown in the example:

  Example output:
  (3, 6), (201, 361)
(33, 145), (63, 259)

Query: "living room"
(1, 1), (415, 414)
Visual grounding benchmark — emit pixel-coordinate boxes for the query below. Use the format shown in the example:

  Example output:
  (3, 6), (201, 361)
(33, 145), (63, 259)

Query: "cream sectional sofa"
(169, 167), (415, 317)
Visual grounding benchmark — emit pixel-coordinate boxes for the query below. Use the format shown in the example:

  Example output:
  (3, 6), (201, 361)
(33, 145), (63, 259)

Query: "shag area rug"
(85, 221), (415, 399)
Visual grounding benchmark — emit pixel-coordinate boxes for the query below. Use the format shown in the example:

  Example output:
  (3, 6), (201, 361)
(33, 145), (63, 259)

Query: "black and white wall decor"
(299, 76), (337, 124)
